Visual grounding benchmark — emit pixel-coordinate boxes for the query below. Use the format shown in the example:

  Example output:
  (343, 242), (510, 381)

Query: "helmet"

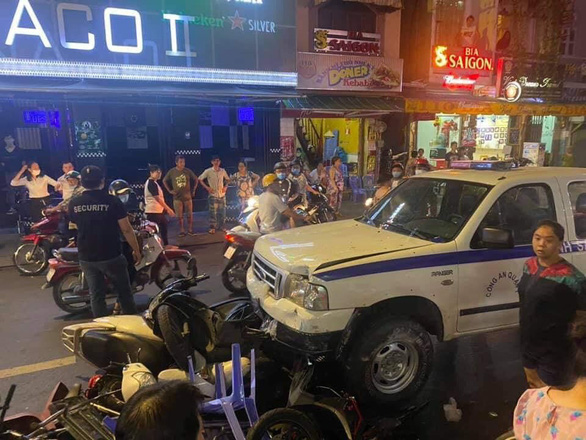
(65, 170), (81, 180)
(291, 159), (302, 167)
(273, 162), (287, 172)
(262, 173), (277, 188)
(108, 179), (132, 196)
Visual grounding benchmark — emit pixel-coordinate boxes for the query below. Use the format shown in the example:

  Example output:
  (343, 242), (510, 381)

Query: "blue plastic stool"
(200, 344), (259, 439)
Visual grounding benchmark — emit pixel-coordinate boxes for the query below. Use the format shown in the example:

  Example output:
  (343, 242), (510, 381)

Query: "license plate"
(224, 246), (237, 259)
(46, 268), (56, 282)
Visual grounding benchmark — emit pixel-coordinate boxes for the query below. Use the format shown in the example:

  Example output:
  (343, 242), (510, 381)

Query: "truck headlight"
(286, 274), (329, 311)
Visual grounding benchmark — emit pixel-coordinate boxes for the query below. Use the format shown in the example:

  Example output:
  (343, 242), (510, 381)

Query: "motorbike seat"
(81, 330), (173, 376)
(58, 247), (79, 262)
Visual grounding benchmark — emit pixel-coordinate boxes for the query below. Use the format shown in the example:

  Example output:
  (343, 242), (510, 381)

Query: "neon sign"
(443, 74), (479, 90)
(0, 0), (296, 85)
(433, 46), (494, 71)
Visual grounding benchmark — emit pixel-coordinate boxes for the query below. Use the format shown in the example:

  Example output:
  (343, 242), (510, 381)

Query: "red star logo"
(229, 10), (246, 30)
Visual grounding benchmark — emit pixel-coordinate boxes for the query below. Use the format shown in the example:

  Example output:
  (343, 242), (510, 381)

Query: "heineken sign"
(0, 0), (296, 85)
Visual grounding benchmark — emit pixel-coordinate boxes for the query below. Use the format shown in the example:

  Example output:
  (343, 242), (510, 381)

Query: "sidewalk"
(0, 201), (367, 267)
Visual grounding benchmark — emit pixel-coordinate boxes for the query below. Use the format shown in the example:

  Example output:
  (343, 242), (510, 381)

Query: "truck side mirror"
(481, 227), (514, 249)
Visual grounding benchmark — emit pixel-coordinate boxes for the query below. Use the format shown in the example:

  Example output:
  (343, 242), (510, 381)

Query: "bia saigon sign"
(432, 46), (494, 73)
(0, 0), (296, 85)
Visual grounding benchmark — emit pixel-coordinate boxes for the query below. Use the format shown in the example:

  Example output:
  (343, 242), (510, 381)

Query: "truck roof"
(417, 167), (586, 186)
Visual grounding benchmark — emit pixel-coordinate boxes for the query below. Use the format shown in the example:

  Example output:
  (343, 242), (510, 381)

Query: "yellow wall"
(310, 118), (361, 154)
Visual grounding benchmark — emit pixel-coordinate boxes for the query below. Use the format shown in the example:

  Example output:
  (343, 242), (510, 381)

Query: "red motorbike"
(13, 212), (69, 276)
(44, 220), (197, 314)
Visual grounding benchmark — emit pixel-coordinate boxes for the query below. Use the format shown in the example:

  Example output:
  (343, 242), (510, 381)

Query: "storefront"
(405, 98), (586, 166)
(290, 1), (405, 181)
(0, 0), (297, 215)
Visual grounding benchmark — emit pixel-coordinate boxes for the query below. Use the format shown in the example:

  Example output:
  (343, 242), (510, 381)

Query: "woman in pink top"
(513, 314), (586, 439)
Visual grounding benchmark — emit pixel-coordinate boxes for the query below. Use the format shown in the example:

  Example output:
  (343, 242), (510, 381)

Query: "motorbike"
(222, 230), (261, 295)
(61, 275), (262, 409)
(13, 211), (70, 276)
(293, 184), (337, 225)
(231, 195), (261, 234)
(44, 218), (196, 314)
(221, 185), (335, 295)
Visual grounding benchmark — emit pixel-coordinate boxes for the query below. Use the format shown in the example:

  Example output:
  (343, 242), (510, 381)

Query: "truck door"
(457, 182), (563, 333)
(555, 177), (586, 272)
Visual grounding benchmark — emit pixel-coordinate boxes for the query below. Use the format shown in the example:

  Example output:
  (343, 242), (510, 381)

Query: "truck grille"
(253, 254), (282, 298)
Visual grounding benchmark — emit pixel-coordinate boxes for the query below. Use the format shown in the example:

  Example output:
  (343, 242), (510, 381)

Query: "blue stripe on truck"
(314, 245), (535, 282)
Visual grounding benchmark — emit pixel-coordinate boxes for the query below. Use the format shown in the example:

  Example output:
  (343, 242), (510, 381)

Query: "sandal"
(112, 303), (122, 315)
(178, 232), (186, 237)
(208, 229), (216, 234)
(187, 231), (197, 236)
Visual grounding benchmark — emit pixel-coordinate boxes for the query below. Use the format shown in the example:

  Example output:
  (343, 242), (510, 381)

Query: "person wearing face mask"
(258, 173), (306, 234)
(288, 159), (319, 207)
(11, 161), (60, 221)
(415, 159), (432, 175)
(273, 162), (296, 205)
(69, 167), (141, 318)
(45, 170), (84, 239)
(390, 163), (406, 189)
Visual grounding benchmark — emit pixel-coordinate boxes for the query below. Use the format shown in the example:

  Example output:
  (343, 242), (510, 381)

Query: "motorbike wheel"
(96, 375), (125, 412)
(319, 208), (337, 223)
(245, 408), (322, 440)
(52, 272), (91, 314)
(13, 243), (48, 275)
(156, 304), (192, 371)
(155, 255), (197, 290)
(221, 254), (249, 295)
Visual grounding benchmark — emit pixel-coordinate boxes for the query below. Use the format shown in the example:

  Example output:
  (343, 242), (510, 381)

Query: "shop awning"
(281, 96), (403, 117)
(405, 98), (586, 117)
(313, 0), (402, 7)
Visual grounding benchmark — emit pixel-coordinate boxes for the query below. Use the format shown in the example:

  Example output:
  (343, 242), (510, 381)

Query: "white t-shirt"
(259, 191), (288, 234)
(11, 175), (58, 199)
(58, 174), (75, 200)
(200, 167), (229, 198)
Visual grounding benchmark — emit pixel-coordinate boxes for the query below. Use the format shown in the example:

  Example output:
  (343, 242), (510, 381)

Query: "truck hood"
(254, 220), (431, 274)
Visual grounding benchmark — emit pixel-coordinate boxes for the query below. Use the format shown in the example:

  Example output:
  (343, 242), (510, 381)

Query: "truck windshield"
(361, 178), (491, 242)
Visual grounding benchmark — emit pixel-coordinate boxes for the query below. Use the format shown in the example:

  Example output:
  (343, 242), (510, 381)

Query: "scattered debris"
(443, 397), (462, 423)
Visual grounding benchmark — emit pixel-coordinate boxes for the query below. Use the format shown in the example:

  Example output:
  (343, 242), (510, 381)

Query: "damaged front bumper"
(247, 267), (352, 359)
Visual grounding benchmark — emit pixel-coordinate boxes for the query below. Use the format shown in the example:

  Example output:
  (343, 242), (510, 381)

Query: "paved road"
(0, 240), (526, 439)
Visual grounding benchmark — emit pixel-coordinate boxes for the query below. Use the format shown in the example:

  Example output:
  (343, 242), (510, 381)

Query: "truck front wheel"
(346, 318), (433, 404)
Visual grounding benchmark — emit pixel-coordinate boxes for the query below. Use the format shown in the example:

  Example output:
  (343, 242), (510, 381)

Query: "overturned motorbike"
(45, 219), (196, 314)
(61, 274), (263, 409)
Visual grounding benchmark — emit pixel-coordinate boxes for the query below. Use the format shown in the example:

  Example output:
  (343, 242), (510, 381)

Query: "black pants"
(29, 196), (50, 222)
(146, 213), (168, 245)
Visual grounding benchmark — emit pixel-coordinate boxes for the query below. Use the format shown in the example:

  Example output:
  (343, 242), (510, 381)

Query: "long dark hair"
(26, 161), (44, 181)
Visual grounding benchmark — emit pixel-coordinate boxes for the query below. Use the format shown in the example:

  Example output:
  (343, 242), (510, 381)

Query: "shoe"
(187, 231), (197, 236)
(178, 232), (186, 238)
(208, 229), (216, 234)
(6, 208), (17, 215)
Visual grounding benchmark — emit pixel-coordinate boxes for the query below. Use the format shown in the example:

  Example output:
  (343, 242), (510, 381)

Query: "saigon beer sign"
(432, 45), (494, 77)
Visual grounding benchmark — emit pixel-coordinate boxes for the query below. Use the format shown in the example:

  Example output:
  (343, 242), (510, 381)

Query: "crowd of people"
(6, 152), (586, 439)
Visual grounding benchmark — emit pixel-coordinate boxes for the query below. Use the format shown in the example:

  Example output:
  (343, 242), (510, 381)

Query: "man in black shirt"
(445, 141), (459, 167)
(70, 166), (141, 318)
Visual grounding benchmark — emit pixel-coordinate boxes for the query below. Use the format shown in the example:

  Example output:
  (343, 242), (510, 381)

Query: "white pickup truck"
(247, 163), (586, 403)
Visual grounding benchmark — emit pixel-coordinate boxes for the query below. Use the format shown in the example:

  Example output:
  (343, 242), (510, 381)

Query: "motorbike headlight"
(247, 197), (258, 209)
(285, 275), (329, 311)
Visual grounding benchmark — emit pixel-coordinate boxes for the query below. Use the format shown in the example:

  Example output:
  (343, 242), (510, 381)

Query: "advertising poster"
(75, 121), (102, 151)
(297, 52), (403, 92)
(496, 58), (564, 102)
(430, 0), (499, 81)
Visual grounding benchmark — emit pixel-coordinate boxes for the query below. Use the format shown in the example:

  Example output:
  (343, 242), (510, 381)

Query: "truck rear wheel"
(346, 318), (433, 404)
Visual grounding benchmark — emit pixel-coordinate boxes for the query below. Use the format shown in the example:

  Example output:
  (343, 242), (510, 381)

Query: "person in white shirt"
(11, 162), (59, 221)
(57, 161), (75, 200)
(258, 173), (306, 234)
(144, 165), (175, 246)
(199, 156), (230, 234)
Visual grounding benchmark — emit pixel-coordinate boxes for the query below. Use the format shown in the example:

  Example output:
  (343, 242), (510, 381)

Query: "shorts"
(173, 199), (193, 217)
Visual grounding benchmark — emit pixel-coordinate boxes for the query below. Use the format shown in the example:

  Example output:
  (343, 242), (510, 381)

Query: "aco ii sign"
(0, 0), (296, 85)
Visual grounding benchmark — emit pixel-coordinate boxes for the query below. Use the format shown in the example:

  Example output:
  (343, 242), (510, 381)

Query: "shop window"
(568, 181), (586, 238)
(472, 184), (556, 248)
(317, 1), (376, 33)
